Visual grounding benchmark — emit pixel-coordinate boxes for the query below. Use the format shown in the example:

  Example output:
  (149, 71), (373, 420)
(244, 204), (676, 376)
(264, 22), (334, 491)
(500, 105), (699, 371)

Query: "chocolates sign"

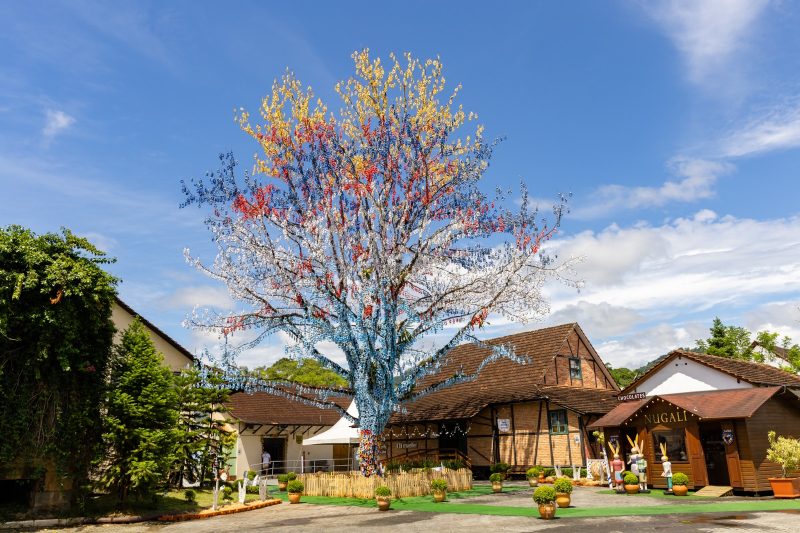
(643, 409), (689, 425)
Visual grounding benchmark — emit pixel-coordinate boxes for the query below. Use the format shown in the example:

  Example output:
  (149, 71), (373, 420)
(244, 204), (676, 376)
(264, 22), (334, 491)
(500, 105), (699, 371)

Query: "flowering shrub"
(767, 431), (800, 478)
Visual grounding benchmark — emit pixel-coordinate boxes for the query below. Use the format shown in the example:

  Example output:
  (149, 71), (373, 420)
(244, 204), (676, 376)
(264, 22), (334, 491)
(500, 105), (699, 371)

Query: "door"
(720, 421), (743, 487)
(332, 444), (351, 471)
(699, 422), (730, 486)
(262, 437), (286, 474)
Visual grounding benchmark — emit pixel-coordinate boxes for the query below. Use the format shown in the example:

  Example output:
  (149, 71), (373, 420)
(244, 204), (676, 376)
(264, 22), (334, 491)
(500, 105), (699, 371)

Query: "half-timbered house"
(385, 323), (620, 475)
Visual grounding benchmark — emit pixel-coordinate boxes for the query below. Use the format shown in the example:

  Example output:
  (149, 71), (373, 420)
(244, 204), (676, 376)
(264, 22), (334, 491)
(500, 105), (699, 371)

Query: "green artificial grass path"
(272, 486), (800, 519)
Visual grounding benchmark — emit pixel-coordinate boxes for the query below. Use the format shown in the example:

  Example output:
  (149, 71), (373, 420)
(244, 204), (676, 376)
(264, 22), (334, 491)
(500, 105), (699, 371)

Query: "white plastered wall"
(234, 427), (335, 476)
(111, 302), (193, 372)
(632, 356), (753, 396)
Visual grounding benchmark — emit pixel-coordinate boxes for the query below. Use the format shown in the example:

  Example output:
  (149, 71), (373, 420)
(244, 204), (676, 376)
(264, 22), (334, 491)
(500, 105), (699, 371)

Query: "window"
(569, 357), (582, 380)
(653, 429), (688, 462)
(548, 409), (569, 434)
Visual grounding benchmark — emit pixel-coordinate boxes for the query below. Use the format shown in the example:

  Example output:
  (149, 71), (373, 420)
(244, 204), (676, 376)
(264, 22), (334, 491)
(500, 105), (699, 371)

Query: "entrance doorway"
(438, 421), (468, 458)
(262, 437), (286, 474)
(699, 422), (730, 485)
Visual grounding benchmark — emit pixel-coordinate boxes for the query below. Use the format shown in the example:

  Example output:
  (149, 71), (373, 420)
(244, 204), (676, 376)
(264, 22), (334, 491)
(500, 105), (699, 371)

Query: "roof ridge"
(674, 348), (800, 372)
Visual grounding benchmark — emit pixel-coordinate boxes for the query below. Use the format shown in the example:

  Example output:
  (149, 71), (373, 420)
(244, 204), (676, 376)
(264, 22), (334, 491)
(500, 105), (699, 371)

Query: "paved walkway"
(40, 505), (800, 532)
(462, 483), (768, 508)
(23, 482), (799, 532)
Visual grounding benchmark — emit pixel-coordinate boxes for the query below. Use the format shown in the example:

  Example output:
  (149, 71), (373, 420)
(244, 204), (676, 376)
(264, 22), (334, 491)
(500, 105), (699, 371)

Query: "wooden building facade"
(591, 350), (800, 493)
(384, 323), (620, 474)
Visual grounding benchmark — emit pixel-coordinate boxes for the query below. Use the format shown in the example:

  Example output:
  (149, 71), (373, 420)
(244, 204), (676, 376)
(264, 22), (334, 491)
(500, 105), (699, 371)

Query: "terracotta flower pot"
(528, 478), (539, 487)
(672, 485), (688, 496)
(278, 482), (287, 491)
(537, 502), (556, 520)
(288, 492), (302, 504)
(769, 477), (800, 498)
(492, 481), (503, 493)
(555, 493), (571, 508)
(433, 490), (446, 502)
(376, 497), (391, 511)
(538, 474), (545, 483)
(624, 484), (640, 495)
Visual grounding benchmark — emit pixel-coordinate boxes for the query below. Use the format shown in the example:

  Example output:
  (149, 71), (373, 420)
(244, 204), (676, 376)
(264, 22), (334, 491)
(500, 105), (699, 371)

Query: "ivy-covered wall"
(0, 226), (117, 508)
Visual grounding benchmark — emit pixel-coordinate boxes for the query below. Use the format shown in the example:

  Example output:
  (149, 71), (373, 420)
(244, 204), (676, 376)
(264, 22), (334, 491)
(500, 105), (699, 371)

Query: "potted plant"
(553, 477), (573, 508)
(532, 485), (557, 520)
(490, 462), (511, 480)
(526, 467), (541, 487)
(537, 466), (546, 483)
(287, 472), (298, 481)
(375, 485), (392, 511)
(287, 480), (304, 504)
(489, 473), (504, 493)
(277, 474), (289, 491)
(623, 473), (639, 494)
(431, 478), (448, 502)
(672, 472), (689, 496)
(766, 430), (800, 498)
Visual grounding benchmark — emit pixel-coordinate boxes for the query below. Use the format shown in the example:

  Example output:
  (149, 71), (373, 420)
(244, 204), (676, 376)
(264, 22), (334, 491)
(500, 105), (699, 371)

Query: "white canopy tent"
(302, 401), (360, 445)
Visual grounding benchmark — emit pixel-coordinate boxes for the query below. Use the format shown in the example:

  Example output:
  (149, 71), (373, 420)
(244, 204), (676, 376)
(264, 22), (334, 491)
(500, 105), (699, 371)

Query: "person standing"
(261, 449), (271, 475)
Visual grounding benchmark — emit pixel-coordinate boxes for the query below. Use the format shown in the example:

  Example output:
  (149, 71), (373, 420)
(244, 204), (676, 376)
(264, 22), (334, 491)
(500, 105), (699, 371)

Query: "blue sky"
(3, 0), (800, 369)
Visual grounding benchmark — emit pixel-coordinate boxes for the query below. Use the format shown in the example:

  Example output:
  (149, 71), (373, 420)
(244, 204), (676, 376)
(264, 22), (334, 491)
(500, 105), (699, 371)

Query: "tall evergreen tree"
(100, 318), (179, 503)
(694, 317), (753, 361)
(172, 366), (232, 488)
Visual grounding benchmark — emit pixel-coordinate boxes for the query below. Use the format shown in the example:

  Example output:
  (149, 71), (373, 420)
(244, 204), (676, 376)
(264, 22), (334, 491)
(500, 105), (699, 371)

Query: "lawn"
(270, 485), (800, 519)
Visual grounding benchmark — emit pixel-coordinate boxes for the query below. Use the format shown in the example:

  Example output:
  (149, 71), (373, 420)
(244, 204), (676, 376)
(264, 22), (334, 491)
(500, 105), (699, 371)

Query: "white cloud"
(78, 231), (118, 252)
(42, 109), (75, 139)
(719, 102), (800, 157)
(572, 158), (732, 219)
(552, 210), (800, 309)
(595, 322), (708, 369)
(744, 301), (800, 340)
(162, 286), (235, 311)
(545, 301), (644, 338)
(642, 0), (769, 86)
(540, 210), (800, 367)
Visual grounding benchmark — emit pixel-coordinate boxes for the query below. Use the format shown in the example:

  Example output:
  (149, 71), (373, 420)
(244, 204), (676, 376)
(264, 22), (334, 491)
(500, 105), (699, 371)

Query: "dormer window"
(569, 357), (582, 380)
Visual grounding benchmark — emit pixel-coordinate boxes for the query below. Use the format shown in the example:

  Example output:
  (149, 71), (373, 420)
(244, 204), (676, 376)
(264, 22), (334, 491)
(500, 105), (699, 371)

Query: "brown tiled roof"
(591, 386), (799, 428)
(540, 385), (619, 415)
(227, 390), (351, 426)
(623, 350), (800, 393)
(392, 323), (619, 423)
(588, 398), (650, 427)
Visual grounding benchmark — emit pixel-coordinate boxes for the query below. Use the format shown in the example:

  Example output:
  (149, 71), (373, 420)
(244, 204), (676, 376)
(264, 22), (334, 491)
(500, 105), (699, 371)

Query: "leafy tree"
(172, 366), (232, 488)
(605, 364), (638, 389)
(100, 318), (180, 503)
(694, 317), (753, 360)
(754, 330), (800, 372)
(0, 225), (116, 498)
(255, 357), (349, 388)
(183, 50), (569, 475)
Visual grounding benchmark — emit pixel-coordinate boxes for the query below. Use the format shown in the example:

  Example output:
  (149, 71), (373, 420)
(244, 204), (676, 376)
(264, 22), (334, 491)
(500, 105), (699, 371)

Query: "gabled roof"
(227, 390), (351, 426)
(114, 296), (195, 361)
(392, 323), (619, 423)
(622, 349), (800, 394)
(590, 386), (799, 428)
(750, 340), (795, 365)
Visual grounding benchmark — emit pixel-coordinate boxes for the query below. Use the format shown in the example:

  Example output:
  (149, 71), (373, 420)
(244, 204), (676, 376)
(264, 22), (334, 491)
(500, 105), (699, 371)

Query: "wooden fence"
(298, 468), (472, 498)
